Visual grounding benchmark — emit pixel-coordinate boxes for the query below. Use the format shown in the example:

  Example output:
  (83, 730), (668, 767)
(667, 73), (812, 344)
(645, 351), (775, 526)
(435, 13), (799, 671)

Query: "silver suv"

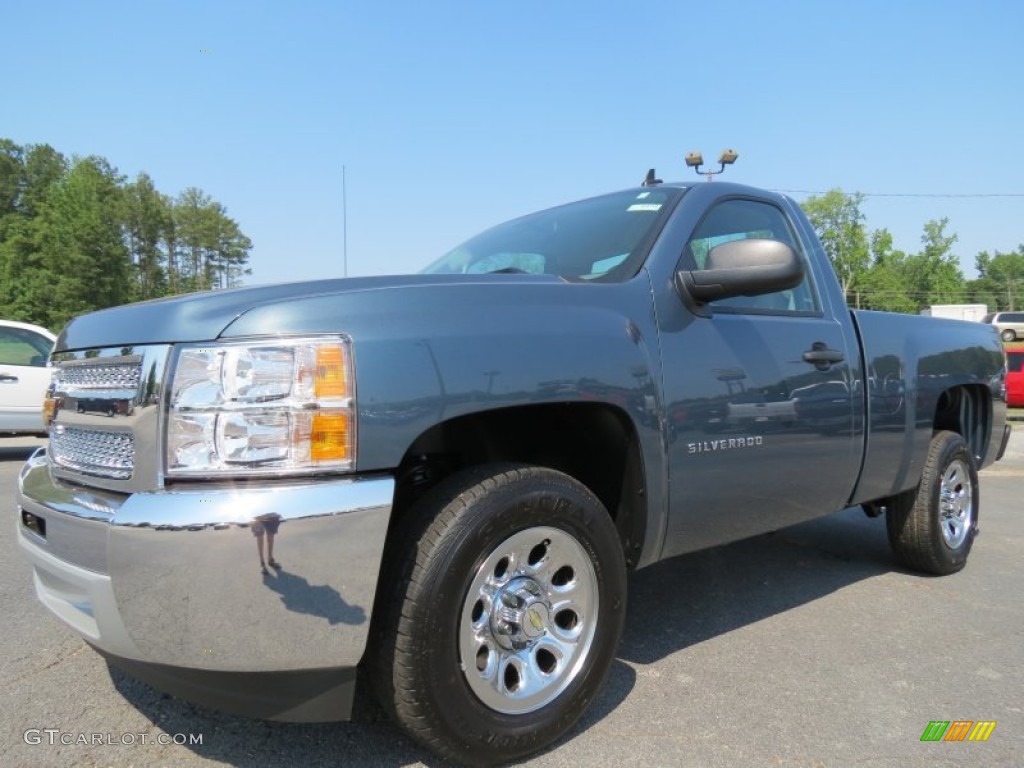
(982, 311), (1024, 342)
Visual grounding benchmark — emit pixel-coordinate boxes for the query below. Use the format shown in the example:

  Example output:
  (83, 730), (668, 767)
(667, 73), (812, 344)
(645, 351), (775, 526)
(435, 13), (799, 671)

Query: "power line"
(777, 190), (1024, 199)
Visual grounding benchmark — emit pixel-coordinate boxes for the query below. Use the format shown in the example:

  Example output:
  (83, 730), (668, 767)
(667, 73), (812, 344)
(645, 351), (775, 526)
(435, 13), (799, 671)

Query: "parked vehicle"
(0, 319), (56, 434)
(982, 310), (1024, 342)
(1007, 350), (1024, 407)
(16, 179), (1012, 766)
(920, 303), (988, 322)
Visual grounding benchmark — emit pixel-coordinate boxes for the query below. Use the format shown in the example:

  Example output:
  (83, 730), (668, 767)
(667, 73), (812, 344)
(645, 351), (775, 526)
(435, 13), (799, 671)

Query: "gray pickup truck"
(16, 179), (1011, 765)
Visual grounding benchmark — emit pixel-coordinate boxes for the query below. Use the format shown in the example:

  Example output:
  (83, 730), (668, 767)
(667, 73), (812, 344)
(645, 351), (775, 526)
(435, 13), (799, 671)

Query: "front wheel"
(369, 464), (627, 766)
(886, 430), (979, 575)
(1001, 328), (1016, 342)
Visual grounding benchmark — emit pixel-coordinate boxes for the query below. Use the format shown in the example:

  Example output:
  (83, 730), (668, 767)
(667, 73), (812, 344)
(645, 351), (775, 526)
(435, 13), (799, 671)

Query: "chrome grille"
(50, 426), (135, 480)
(57, 361), (142, 391)
(47, 345), (169, 492)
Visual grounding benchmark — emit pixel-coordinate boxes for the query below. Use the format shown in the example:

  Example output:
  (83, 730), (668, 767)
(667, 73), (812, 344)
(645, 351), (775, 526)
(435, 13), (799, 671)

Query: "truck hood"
(55, 274), (564, 351)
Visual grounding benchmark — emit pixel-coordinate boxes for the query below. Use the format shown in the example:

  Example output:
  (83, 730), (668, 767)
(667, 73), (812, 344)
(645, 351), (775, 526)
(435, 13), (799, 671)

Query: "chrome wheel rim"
(939, 458), (973, 550)
(459, 526), (598, 714)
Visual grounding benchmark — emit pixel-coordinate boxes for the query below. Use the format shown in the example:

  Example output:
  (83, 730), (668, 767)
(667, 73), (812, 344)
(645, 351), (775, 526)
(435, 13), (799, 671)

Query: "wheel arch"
(931, 384), (993, 466)
(853, 382), (996, 510)
(385, 402), (649, 570)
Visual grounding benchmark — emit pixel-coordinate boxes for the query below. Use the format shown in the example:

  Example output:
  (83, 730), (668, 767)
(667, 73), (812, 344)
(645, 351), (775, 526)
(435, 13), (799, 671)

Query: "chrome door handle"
(803, 343), (844, 370)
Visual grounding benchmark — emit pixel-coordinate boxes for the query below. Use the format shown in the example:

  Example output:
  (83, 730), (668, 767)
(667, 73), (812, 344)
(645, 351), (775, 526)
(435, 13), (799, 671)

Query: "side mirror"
(675, 239), (804, 306)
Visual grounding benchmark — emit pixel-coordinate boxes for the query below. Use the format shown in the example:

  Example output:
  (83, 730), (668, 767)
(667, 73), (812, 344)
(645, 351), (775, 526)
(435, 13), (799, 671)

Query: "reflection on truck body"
(74, 398), (133, 417)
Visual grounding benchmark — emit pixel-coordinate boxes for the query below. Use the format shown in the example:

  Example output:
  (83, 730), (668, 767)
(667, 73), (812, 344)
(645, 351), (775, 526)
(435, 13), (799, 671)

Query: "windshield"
(421, 187), (682, 281)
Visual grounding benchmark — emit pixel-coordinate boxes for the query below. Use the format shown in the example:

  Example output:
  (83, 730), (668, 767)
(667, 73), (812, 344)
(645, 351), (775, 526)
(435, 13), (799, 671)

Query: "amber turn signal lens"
(314, 346), (348, 398)
(42, 397), (56, 426)
(310, 412), (351, 462)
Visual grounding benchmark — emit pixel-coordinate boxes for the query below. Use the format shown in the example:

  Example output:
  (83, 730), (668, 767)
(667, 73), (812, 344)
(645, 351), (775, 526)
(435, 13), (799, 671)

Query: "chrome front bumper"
(17, 449), (393, 717)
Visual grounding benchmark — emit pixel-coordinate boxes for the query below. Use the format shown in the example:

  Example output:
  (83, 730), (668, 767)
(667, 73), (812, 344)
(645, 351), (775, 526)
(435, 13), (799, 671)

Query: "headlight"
(166, 337), (355, 477)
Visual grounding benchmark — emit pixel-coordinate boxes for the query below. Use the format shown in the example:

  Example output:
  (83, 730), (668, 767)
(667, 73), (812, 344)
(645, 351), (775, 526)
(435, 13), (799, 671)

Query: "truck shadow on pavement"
(619, 505), (895, 666)
(106, 505), (895, 766)
(107, 660), (636, 767)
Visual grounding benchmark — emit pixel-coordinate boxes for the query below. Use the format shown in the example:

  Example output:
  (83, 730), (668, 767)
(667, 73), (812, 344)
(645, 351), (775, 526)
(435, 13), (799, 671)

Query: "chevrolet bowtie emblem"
(527, 607), (544, 632)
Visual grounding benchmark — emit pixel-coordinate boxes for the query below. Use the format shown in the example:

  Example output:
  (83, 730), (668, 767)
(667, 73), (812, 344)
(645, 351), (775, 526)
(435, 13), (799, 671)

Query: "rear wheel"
(1001, 328), (1016, 342)
(369, 464), (627, 766)
(886, 430), (978, 575)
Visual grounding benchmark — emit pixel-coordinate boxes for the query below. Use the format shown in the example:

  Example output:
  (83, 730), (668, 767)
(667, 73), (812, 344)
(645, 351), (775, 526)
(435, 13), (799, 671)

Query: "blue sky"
(4, 1), (1022, 285)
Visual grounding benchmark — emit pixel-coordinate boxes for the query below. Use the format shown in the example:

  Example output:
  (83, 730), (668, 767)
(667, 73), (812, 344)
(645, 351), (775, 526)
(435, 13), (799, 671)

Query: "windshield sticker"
(627, 203), (662, 212)
(637, 191), (651, 199)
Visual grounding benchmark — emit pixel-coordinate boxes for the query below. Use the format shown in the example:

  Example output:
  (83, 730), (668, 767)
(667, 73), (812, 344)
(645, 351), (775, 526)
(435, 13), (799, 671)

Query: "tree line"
(3, 140), (1021, 331)
(0, 139), (252, 330)
(801, 189), (1024, 314)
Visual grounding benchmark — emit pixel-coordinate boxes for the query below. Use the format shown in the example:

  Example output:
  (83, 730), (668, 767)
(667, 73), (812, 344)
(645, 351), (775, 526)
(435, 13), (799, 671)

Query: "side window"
(0, 327), (52, 367)
(684, 199), (817, 313)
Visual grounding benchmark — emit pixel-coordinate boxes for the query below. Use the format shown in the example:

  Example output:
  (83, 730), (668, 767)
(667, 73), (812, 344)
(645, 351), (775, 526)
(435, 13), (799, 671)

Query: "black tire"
(369, 464), (627, 766)
(886, 430), (979, 575)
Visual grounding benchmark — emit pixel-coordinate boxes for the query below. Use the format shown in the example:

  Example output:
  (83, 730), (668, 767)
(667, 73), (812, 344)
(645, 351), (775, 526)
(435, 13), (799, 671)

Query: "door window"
(684, 199), (818, 313)
(0, 327), (52, 367)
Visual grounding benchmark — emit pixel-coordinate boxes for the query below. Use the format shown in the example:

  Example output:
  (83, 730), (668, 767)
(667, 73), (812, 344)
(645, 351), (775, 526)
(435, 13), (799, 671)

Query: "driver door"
(657, 196), (860, 557)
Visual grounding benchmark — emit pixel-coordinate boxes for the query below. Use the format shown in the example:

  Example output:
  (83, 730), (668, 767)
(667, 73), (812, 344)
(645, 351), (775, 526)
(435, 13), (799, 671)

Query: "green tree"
(900, 218), (965, 308)
(123, 173), (171, 300)
(21, 144), (68, 217)
(174, 187), (220, 291)
(22, 157), (132, 328)
(857, 229), (917, 313)
(974, 247), (1024, 310)
(1, 136), (254, 330)
(1, 142), (73, 325)
(801, 189), (870, 298)
(173, 187), (251, 291)
(163, 207), (181, 295)
(0, 140), (22, 222)
(209, 214), (253, 289)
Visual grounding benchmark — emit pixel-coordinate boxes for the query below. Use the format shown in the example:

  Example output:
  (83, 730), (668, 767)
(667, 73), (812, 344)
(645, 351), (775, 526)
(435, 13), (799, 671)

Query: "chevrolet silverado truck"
(16, 179), (1012, 765)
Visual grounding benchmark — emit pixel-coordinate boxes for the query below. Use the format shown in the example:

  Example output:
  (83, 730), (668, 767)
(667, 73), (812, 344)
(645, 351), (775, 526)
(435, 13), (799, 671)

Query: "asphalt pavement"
(1, 431), (1021, 768)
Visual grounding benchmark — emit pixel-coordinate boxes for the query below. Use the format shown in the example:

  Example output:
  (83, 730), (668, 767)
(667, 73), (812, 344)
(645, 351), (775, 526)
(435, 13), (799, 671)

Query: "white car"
(981, 311), (1024, 343)
(0, 320), (56, 434)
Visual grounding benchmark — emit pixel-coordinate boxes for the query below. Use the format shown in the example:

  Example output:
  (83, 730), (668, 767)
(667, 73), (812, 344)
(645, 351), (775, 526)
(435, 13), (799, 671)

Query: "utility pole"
(342, 164), (348, 278)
